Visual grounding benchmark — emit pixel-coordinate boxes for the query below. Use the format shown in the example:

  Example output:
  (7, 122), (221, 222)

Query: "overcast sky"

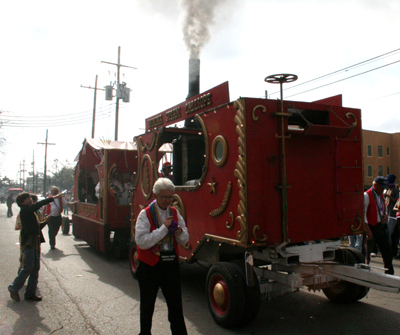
(1, 0), (399, 184)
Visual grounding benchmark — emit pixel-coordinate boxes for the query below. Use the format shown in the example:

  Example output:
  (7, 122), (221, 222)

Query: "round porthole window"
(212, 135), (228, 167)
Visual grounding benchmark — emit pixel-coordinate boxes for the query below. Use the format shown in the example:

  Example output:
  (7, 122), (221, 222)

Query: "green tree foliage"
(50, 160), (75, 191)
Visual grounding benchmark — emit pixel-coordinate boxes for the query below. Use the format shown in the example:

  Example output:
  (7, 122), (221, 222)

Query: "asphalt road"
(1, 202), (400, 335)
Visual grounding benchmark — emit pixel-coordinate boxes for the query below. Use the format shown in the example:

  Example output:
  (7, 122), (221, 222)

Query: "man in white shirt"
(135, 178), (189, 335)
(364, 176), (394, 275)
(45, 186), (76, 250)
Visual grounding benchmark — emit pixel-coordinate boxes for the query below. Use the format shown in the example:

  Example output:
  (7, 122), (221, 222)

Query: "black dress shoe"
(9, 291), (20, 302)
(25, 295), (42, 301)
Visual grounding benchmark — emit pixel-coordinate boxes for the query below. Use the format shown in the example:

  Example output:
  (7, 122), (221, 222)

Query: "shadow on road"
(71, 238), (400, 335)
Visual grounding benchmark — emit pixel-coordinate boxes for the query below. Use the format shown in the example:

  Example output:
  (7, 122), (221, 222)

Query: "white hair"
(153, 178), (175, 195)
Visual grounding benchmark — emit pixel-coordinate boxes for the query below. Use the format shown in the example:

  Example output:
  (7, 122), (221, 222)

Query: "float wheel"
(206, 262), (245, 328)
(323, 247), (365, 302)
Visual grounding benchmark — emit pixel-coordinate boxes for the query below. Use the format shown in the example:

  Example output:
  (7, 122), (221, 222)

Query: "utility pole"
(81, 75), (105, 138)
(37, 129), (56, 195)
(101, 46), (136, 140)
(19, 160), (26, 189)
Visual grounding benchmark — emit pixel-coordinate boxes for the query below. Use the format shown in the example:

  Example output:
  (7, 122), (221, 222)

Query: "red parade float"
(127, 68), (400, 328)
(72, 139), (138, 257)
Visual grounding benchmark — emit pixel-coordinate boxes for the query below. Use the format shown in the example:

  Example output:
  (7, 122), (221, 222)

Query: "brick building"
(363, 130), (400, 189)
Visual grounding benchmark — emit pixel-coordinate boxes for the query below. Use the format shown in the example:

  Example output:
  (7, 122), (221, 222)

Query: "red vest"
(46, 197), (63, 216)
(137, 205), (179, 266)
(366, 188), (384, 226)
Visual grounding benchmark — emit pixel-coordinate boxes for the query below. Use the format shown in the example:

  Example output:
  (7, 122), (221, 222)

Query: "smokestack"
(186, 58), (200, 100)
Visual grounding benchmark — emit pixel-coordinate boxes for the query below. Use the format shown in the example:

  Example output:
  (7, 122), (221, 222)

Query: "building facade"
(363, 130), (400, 189)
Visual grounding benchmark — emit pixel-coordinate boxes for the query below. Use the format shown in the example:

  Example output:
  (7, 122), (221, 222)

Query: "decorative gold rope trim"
(233, 99), (248, 243)
(209, 181), (232, 217)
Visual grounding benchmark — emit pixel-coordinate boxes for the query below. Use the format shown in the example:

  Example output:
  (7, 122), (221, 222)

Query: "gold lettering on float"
(166, 107), (181, 122)
(185, 93), (212, 114)
(78, 203), (96, 215)
(148, 115), (163, 128)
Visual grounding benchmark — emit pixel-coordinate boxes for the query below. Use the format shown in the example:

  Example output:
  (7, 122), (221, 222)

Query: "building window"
(387, 167), (390, 175)
(368, 166), (372, 177)
(378, 166), (383, 176)
(387, 147), (390, 156)
(367, 145), (372, 156)
(378, 146), (383, 157)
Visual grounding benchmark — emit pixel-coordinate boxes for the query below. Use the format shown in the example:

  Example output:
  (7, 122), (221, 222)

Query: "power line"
(1, 103), (131, 128)
(284, 59), (400, 99)
(1, 103), (115, 119)
(269, 47), (400, 96)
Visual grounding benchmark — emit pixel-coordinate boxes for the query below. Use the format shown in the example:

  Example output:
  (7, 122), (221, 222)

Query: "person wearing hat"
(384, 174), (399, 255)
(159, 161), (173, 181)
(364, 176), (394, 275)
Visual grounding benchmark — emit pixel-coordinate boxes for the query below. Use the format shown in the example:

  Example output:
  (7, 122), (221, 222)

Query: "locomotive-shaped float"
(128, 68), (400, 328)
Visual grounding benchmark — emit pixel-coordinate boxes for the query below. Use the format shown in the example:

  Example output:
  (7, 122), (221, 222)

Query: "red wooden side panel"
(245, 98), (363, 245)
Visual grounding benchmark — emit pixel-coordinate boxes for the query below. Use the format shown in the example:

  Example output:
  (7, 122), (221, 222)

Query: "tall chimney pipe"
(186, 58), (200, 100)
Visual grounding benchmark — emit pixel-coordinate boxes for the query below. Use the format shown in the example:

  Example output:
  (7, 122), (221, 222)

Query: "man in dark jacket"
(8, 192), (63, 302)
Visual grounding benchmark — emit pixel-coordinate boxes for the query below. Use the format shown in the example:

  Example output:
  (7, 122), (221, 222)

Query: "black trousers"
(392, 219), (400, 257)
(136, 260), (187, 335)
(369, 223), (394, 274)
(7, 204), (13, 217)
(48, 216), (62, 248)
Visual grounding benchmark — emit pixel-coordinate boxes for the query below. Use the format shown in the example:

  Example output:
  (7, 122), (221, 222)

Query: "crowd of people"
(5, 168), (399, 334)
(351, 174), (400, 275)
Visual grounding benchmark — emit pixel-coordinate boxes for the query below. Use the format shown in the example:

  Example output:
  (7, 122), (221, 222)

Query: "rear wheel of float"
(347, 247), (370, 300)
(323, 247), (366, 302)
(206, 262), (245, 328)
(129, 239), (138, 280)
(62, 217), (70, 235)
(232, 260), (261, 326)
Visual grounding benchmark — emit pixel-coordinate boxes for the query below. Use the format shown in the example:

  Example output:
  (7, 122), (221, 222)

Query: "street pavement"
(1, 202), (400, 335)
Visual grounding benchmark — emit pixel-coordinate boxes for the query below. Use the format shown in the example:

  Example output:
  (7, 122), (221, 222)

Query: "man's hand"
(174, 226), (183, 237)
(164, 216), (173, 228)
(382, 214), (388, 224)
(53, 193), (63, 200)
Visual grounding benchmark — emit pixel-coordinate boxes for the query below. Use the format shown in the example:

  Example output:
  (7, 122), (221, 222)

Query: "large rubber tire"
(62, 217), (70, 235)
(322, 247), (365, 303)
(206, 262), (246, 328)
(346, 247), (370, 301)
(232, 260), (261, 326)
(129, 239), (138, 280)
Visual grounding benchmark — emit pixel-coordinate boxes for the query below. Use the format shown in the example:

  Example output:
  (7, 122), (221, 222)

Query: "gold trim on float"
(175, 114), (209, 192)
(208, 177), (217, 194)
(140, 154), (154, 200)
(252, 105), (267, 122)
(225, 212), (234, 230)
(211, 135), (228, 167)
(171, 194), (186, 221)
(210, 181), (232, 217)
(253, 225), (267, 242)
(350, 215), (362, 232)
(136, 133), (158, 153)
(345, 112), (357, 127)
(73, 215), (104, 225)
(181, 243), (192, 251)
(233, 99), (248, 243)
